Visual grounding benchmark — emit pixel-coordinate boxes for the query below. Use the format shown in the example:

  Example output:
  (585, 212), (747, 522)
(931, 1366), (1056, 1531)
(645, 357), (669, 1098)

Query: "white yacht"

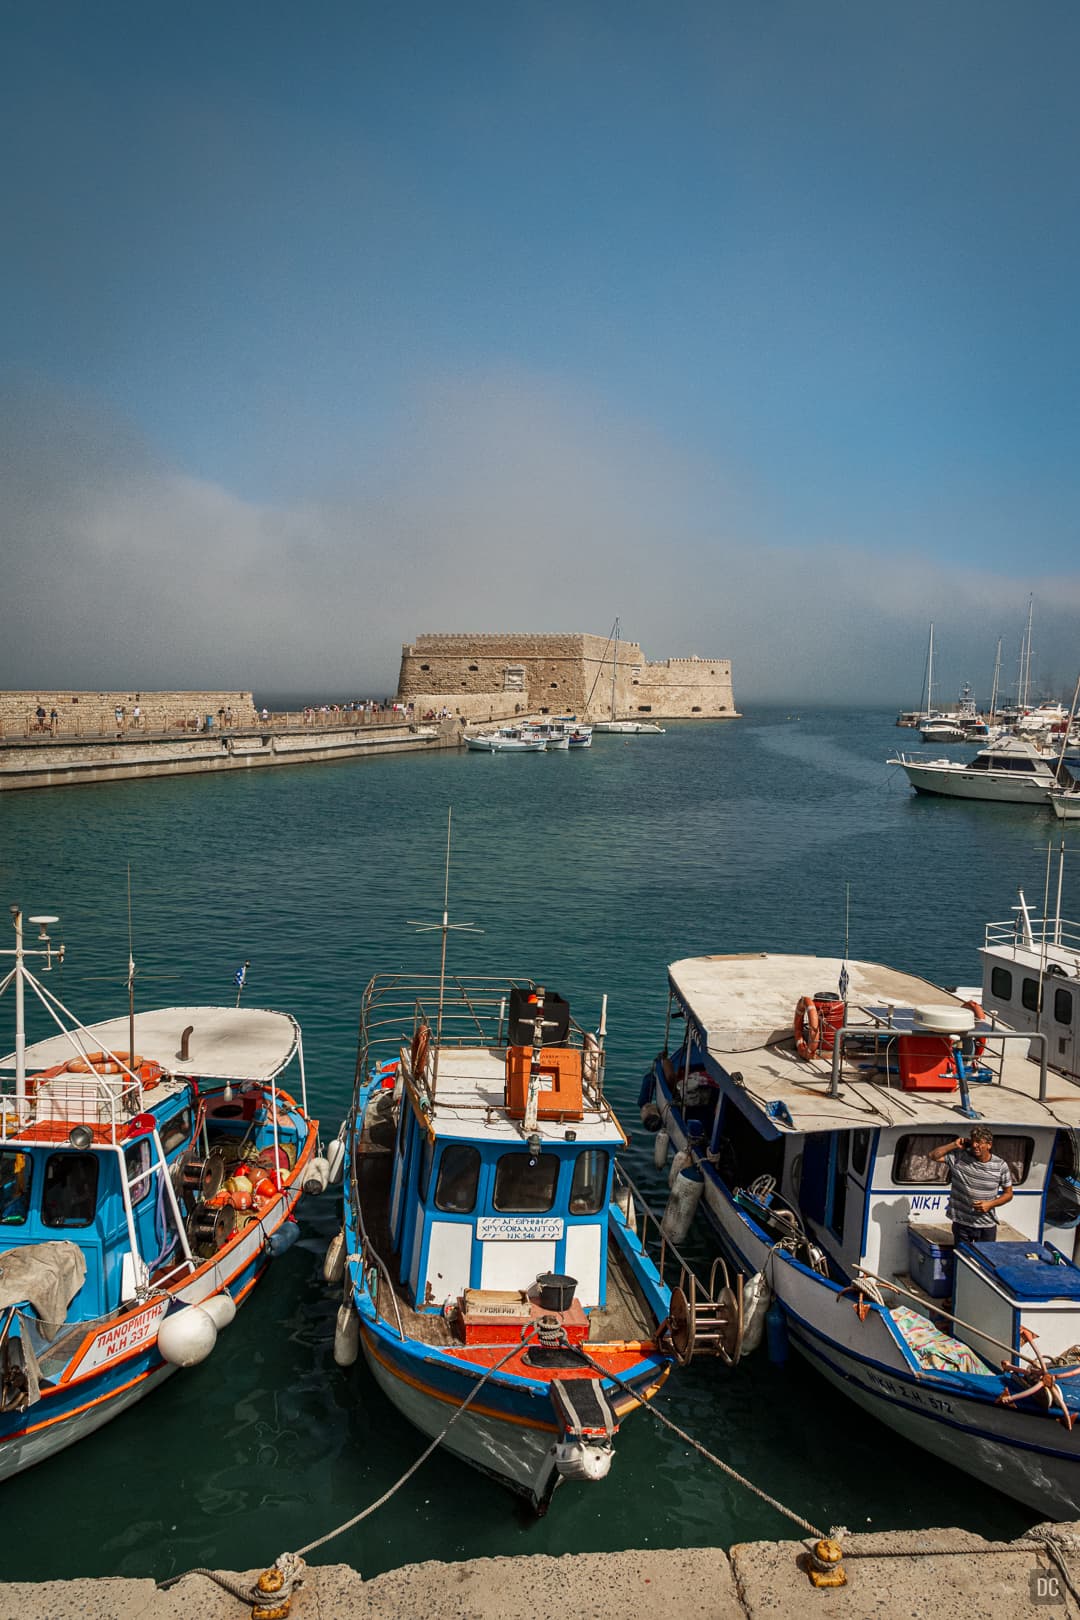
(889, 735), (1074, 805)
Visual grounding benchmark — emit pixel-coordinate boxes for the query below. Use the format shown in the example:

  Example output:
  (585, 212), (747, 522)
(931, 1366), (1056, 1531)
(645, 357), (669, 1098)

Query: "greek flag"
(839, 964), (849, 1001)
(235, 964), (247, 988)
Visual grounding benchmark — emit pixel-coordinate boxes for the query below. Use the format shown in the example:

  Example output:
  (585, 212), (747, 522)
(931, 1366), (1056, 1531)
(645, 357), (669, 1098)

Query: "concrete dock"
(2, 1522), (1076, 1619)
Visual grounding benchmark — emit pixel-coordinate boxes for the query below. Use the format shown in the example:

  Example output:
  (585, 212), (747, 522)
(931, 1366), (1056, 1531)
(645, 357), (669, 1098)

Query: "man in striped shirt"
(930, 1126), (1014, 1247)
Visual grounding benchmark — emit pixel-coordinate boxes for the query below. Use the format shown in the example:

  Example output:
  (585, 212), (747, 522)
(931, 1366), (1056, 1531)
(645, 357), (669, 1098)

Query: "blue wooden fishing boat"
(638, 893), (1080, 1520)
(0, 907), (321, 1480)
(333, 970), (712, 1512)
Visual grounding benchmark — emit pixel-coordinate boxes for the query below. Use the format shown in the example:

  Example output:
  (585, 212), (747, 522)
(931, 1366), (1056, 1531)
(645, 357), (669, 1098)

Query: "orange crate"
(505, 1046), (583, 1120)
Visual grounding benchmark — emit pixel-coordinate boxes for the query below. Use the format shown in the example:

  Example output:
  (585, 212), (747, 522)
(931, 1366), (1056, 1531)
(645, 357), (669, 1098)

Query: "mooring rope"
(157, 1332), (535, 1600)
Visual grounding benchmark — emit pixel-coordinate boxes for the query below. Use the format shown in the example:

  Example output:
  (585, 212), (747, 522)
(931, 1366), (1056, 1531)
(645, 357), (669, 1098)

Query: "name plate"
(477, 1217), (564, 1242)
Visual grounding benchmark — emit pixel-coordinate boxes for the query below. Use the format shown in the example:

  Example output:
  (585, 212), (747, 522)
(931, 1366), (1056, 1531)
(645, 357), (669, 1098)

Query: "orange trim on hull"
(6, 1364), (169, 1442)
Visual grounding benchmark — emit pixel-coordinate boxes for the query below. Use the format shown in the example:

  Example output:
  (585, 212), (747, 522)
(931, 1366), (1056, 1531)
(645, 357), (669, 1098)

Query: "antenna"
(407, 809), (482, 1085)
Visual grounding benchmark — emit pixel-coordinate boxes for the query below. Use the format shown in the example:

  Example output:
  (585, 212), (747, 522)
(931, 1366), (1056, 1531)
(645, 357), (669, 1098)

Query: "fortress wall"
(397, 632), (735, 721)
(628, 657), (737, 718)
(0, 690), (257, 738)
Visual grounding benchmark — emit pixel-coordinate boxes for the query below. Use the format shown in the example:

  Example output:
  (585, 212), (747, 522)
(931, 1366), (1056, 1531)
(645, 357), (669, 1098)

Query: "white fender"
(739, 1272), (770, 1356)
(660, 1167), (704, 1245)
(303, 1156), (330, 1195)
(613, 1184), (638, 1235)
(334, 1303), (359, 1367)
(199, 1293), (237, 1331)
(323, 1230), (347, 1286)
(668, 1146), (692, 1188)
(653, 1128), (670, 1170)
(158, 1305), (218, 1367)
(325, 1138), (346, 1186)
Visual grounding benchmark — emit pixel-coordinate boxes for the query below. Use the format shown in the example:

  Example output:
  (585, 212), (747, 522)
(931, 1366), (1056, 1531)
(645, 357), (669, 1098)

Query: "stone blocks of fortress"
(0, 689), (257, 737)
(396, 633), (737, 721)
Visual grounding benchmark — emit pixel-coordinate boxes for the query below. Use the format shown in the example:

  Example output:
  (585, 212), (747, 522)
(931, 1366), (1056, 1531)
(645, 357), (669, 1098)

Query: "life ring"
(410, 1024), (430, 1078)
(962, 1000), (987, 1061)
(64, 1050), (144, 1075)
(793, 996), (820, 1061)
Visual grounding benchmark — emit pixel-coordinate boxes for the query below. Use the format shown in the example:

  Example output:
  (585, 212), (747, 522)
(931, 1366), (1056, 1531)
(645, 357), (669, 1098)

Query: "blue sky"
(2, 1), (1078, 701)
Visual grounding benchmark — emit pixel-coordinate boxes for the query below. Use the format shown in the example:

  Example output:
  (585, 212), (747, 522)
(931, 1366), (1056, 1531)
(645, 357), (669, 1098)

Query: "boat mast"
(1054, 670), (1080, 785)
(989, 637), (1002, 722)
(610, 616), (620, 721)
(2, 907), (62, 1121)
(1022, 595), (1034, 710)
(922, 623), (934, 720)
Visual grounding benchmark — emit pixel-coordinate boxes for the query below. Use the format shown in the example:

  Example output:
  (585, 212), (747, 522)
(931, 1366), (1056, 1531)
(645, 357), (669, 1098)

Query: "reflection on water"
(2, 708), (1066, 1579)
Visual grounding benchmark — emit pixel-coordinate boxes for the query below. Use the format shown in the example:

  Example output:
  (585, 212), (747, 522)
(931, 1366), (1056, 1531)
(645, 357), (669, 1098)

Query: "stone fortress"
(396, 631), (738, 723)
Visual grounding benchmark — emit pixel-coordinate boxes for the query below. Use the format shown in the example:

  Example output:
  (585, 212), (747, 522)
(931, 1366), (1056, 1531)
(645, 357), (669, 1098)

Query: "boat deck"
(668, 953), (1080, 1133)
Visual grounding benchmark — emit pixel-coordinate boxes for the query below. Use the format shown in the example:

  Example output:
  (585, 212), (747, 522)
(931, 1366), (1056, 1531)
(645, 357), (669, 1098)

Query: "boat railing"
(0, 1064), (144, 1146)
(355, 973), (608, 1113)
(611, 1162), (712, 1306)
(824, 1022), (1050, 1101)
(984, 916), (1080, 953)
(343, 1136), (405, 1341)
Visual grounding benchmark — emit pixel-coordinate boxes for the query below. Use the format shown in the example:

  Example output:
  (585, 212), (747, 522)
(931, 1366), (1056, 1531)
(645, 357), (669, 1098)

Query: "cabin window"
(0, 1149), (32, 1225)
(1022, 977), (1041, 1012)
(418, 1135), (435, 1202)
(893, 1133), (1034, 1186)
(434, 1144), (481, 1214)
(990, 967), (1013, 1000)
(1055, 987), (1073, 1025)
(569, 1150), (609, 1215)
(42, 1152), (100, 1228)
(493, 1152), (559, 1213)
(125, 1140), (153, 1203)
(160, 1106), (193, 1156)
(850, 1129), (872, 1178)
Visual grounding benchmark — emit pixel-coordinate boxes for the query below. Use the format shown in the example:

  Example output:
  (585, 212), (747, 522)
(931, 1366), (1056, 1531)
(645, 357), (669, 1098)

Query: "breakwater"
(0, 715), (456, 791)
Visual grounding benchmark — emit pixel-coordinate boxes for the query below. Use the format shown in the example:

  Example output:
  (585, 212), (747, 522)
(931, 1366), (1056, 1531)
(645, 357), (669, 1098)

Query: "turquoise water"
(2, 709), (1075, 1580)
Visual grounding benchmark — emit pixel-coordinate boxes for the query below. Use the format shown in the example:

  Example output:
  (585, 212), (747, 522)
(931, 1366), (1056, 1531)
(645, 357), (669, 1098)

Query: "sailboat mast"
(610, 616), (620, 721)
(989, 637), (1002, 721)
(923, 623), (934, 720)
(1022, 595), (1034, 710)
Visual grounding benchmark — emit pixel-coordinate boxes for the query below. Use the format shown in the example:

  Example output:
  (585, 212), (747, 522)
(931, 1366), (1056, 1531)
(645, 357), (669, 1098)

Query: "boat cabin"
(978, 893), (1080, 1084)
(378, 987), (625, 1312)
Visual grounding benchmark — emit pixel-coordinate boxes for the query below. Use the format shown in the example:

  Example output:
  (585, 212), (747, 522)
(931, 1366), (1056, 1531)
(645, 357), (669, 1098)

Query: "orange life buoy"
(962, 1000), (987, 1060)
(793, 996), (821, 1061)
(65, 1049), (144, 1075)
(410, 1024), (430, 1078)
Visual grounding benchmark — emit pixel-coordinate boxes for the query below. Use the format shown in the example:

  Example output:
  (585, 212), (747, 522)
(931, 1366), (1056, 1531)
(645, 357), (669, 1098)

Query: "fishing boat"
(464, 728), (545, 753)
(0, 908), (321, 1481)
(331, 953), (727, 1512)
(637, 885), (1080, 1519)
(522, 720), (593, 751)
(888, 735), (1073, 804)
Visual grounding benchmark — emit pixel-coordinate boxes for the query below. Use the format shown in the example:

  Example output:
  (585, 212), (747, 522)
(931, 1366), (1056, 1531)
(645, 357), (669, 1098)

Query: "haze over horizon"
(3, 3), (1078, 707)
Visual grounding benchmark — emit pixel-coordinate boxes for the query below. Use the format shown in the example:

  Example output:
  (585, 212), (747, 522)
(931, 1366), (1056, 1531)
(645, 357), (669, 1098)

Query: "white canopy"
(1, 1006), (300, 1084)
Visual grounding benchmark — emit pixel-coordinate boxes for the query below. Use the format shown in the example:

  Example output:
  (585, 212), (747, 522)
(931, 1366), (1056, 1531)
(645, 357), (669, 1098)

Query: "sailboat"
(589, 619), (666, 735)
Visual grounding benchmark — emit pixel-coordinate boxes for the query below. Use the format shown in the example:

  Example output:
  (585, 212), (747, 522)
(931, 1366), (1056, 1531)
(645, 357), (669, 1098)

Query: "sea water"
(1, 708), (1073, 1580)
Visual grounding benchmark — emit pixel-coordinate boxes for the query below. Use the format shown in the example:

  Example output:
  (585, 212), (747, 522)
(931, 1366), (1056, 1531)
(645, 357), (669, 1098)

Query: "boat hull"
(899, 763), (1053, 803)
(361, 1327), (563, 1511)
(0, 1128), (315, 1482)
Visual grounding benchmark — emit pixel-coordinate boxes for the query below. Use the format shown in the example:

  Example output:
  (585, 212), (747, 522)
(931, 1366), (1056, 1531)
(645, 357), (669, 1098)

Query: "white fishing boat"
(465, 728), (546, 753)
(637, 874), (1080, 1519)
(889, 735), (1073, 804)
(1051, 790), (1080, 821)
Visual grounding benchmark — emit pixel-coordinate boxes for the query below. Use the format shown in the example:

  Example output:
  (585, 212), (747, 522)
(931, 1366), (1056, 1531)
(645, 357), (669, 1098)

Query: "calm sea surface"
(2, 708), (1077, 1580)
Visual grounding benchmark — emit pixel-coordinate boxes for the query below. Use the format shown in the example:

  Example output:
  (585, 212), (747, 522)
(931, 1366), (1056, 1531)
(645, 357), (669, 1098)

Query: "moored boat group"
(8, 839), (1080, 1526)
